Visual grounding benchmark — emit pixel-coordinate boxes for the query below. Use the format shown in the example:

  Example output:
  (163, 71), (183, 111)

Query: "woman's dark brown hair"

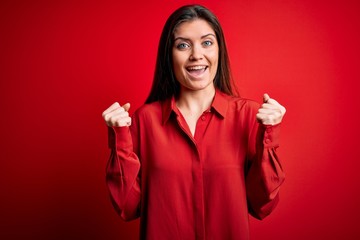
(145, 4), (237, 103)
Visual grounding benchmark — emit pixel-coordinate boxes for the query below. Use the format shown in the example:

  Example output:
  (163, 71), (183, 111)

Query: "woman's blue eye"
(203, 41), (213, 46)
(177, 43), (189, 49)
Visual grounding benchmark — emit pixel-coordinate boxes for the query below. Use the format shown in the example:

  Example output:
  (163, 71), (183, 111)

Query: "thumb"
(122, 103), (130, 112)
(263, 93), (270, 103)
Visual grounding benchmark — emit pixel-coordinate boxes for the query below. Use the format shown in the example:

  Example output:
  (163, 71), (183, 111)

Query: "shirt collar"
(161, 89), (229, 125)
(161, 95), (176, 125)
(211, 89), (228, 119)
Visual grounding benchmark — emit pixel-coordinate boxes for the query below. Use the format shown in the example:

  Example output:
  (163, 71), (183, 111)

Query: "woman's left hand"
(256, 93), (286, 125)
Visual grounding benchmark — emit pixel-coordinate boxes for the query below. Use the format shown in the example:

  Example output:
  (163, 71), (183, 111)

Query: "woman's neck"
(176, 86), (216, 116)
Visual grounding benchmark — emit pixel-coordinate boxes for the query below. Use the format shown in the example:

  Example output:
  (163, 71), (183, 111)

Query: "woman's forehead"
(173, 19), (215, 39)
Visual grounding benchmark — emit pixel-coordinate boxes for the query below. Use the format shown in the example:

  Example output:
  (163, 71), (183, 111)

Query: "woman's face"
(172, 19), (219, 93)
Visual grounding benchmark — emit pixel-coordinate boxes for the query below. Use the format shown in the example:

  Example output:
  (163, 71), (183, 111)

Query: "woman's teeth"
(187, 66), (207, 71)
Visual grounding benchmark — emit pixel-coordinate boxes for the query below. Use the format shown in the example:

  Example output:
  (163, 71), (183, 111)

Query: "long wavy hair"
(145, 4), (237, 103)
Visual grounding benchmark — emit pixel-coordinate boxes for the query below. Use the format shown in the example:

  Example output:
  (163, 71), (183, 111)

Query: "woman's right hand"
(102, 102), (131, 127)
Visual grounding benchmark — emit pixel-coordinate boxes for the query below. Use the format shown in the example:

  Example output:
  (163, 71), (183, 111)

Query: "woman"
(102, 5), (286, 240)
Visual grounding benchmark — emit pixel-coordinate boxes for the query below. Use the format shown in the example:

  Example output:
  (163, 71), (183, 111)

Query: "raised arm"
(246, 94), (286, 219)
(102, 102), (141, 221)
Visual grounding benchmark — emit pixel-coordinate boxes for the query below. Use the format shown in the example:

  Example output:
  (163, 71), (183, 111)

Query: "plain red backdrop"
(1, 0), (359, 239)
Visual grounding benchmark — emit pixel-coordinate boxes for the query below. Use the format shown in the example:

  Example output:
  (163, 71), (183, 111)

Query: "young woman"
(102, 5), (286, 240)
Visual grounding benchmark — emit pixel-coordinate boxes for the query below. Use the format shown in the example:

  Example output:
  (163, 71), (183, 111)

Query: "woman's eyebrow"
(174, 33), (216, 42)
(201, 33), (216, 39)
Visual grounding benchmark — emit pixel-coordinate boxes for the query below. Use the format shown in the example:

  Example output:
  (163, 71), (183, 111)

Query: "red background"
(1, 0), (359, 239)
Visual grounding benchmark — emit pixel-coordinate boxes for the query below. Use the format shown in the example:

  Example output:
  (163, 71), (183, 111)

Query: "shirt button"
(266, 128), (272, 133)
(201, 115), (206, 121)
(265, 139), (271, 144)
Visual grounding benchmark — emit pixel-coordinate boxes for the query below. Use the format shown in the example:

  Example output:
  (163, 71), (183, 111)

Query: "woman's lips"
(186, 66), (208, 78)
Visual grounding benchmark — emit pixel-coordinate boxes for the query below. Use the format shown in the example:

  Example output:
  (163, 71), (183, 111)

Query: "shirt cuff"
(262, 124), (281, 148)
(107, 126), (133, 149)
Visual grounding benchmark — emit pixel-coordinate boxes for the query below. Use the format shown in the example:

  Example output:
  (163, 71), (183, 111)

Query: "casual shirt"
(106, 90), (285, 240)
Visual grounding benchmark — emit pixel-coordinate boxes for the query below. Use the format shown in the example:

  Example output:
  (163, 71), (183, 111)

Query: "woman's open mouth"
(186, 65), (208, 77)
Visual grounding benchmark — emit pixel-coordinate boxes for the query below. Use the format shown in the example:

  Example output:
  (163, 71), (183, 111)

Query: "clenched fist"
(102, 102), (131, 127)
(256, 94), (286, 126)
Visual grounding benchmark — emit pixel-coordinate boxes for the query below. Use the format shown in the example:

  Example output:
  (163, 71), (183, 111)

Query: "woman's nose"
(189, 45), (203, 61)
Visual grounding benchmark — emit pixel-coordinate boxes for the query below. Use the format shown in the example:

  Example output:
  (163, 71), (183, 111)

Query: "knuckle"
(113, 119), (123, 127)
(118, 120), (127, 127)
(103, 113), (110, 122)
(109, 118), (116, 126)
(111, 116), (121, 126)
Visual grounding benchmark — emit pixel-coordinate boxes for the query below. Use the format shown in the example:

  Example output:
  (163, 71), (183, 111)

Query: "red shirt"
(106, 90), (285, 240)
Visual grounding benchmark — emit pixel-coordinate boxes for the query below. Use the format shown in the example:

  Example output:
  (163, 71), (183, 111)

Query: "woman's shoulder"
(218, 92), (260, 111)
(133, 101), (162, 117)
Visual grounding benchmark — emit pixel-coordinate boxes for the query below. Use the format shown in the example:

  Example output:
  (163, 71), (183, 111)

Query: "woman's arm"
(245, 94), (286, 219)
(103, 103), (141, 221)
(245, 124), (284, 219)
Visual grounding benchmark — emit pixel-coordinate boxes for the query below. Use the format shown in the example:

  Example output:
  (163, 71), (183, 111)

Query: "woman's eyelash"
(176, 40), (213, 49)
(177, 43), (189, 49)
(203, 40), (213, 46)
